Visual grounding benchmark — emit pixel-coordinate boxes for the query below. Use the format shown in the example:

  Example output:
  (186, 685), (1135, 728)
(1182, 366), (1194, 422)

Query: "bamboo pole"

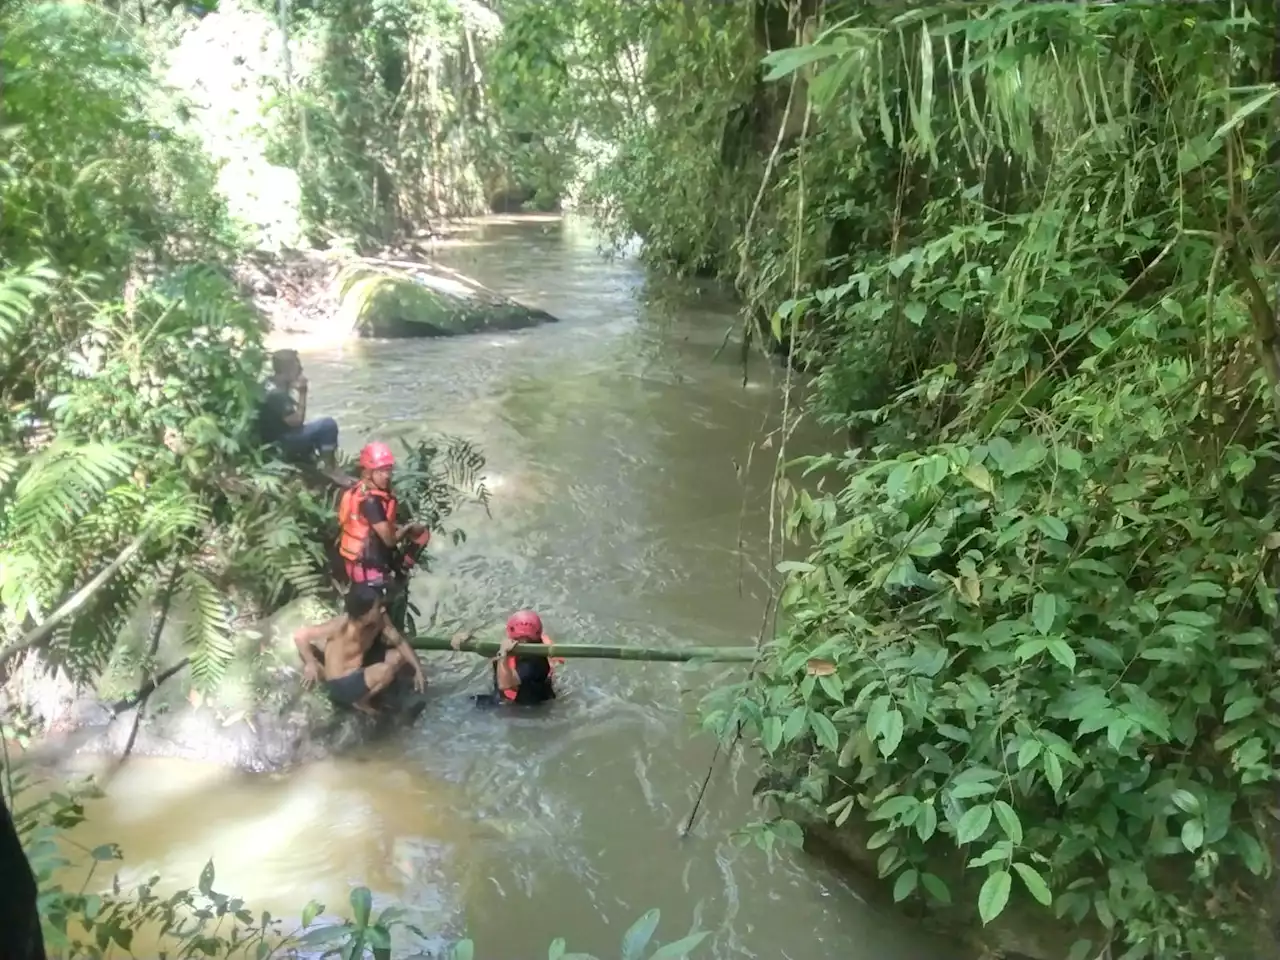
(412, 636), (758, 663)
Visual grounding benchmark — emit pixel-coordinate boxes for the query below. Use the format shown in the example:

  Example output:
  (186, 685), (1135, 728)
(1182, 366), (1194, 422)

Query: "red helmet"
(506, 610), (543, 641)
(359, 441), (395, 471)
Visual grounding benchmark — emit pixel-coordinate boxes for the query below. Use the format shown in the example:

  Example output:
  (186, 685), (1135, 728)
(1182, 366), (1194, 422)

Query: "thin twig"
(119, 560), (182, 761)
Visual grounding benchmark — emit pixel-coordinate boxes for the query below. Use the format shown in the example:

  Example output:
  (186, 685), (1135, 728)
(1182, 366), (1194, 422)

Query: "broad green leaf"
(1012, 862), (1052, 906)
(877, 846), (902, 878)
(783, 705), (808, 742)
(1035, 516), (1068, 541)
(549, 937), (568, 960)
(1031, 593), (1057, 635)
(961, 462), (993, 493)
(893, 868), (919, 902)
(198, 860), (215, 896)
(762, 43), (842, 82)
(301, 899), (325, 928)
(1043, 752), (1064, 793)
(1224, 697), (1260, 723)
(915, 800), (938, 842)
(956, 804), (993, 845)
(762, 717), (783, 753)
(978, 870), (1012, 925)
(950, 780), (998, 800)
(622, 909), (661, 960)
(879, 709), (905, 757)
(649, 932), (710, 959)
(452, 940), (475, 960)
(1181, 819), (1205, 852)
(295, 927), (350, 948)
(1046, 639), (1076, 672)
(349, 886), (373, 928)
(1016, 739), (1042, 769)
(921, 872), (951, 904)
(992, 801), (1022, 845)
(810, 711), (840, 751)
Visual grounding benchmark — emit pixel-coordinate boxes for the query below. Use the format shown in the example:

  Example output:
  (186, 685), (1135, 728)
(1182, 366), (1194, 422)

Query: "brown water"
(64, 217), (961, 959)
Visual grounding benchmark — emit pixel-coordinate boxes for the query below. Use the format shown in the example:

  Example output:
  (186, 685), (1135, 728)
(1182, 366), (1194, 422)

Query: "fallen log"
(412, 636), (758, 663)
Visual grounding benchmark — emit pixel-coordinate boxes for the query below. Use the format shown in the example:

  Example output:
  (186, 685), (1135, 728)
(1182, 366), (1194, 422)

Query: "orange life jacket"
(500, 634), (559, 702)
(337, 482), (398, 566)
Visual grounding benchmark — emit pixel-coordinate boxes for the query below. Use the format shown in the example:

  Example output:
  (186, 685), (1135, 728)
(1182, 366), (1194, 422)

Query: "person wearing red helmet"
(337, 441), (427, 599)
(451, 609), (560, 705)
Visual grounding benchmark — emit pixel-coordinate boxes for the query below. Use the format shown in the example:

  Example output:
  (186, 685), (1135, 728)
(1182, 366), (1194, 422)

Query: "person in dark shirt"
(260, 349), (339, 467)
(451, 610), (560, 706)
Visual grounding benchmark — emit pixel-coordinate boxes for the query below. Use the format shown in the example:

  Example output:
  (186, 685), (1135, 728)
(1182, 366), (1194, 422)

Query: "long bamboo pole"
(411, 636), (758, 663)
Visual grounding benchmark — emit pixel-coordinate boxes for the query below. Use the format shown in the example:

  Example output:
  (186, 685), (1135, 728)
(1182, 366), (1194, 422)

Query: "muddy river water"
(61, 217), (960, 959)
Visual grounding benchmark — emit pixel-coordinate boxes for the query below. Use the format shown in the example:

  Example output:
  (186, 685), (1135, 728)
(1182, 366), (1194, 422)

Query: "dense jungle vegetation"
(484, 0), (1280, 957)
(4, 0), (1280, 956)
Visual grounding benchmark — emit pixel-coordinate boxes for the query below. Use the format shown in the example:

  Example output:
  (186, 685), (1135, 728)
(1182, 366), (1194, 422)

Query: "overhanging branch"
(0, 532), (150, 676)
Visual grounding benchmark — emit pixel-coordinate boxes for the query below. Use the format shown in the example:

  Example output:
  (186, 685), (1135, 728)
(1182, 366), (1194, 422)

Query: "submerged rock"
(334, 262), (558, 338)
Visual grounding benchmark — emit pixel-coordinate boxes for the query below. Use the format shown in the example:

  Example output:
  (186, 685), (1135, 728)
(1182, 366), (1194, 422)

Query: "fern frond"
(9, 440), (136, 543)
(56, 565), (152, 681)
(181, 568), (235, 690)
(0, 448), (19, 487)
(393, 434), (491, 531)
(0, 260), (58, 349)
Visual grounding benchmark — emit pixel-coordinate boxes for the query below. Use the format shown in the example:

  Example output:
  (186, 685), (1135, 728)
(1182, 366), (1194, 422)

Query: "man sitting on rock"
(294, 585), (426, 715)
(259, 349), (340, 468)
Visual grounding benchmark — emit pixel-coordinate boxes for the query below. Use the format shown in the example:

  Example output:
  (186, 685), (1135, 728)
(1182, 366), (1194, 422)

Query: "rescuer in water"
(451, 610), (560, 706)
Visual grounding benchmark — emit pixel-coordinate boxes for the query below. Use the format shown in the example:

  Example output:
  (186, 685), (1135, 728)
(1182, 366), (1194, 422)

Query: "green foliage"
(0, 0), (236, 284)
(0, 0), (329, 692)
(392, 435), (491, 543)
(263, 0), (496, 246)
(487, 0), (761, 271)
(694, 0), (1280, 956)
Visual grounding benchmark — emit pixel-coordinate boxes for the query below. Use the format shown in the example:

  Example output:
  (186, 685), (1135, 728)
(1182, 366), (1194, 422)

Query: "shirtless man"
(293, 585), (425, 714)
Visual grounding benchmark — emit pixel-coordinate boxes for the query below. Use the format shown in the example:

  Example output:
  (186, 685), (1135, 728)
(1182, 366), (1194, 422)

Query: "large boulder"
(334, 262), (558, 338)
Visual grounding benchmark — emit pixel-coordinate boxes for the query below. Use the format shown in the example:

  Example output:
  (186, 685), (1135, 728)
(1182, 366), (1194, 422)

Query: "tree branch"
(109, 658), (190, 717)
(0, 532), (150, 675)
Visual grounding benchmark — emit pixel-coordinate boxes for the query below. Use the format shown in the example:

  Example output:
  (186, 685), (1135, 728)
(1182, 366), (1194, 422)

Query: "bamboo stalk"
(412, 636), (757, 663)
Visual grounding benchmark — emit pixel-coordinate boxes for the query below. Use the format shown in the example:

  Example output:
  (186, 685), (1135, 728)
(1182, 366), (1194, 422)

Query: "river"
(60, 217), (960, 959)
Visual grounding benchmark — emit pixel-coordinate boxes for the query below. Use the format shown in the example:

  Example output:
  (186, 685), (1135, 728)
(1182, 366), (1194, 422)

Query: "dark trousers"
(278, 417), (339, 460)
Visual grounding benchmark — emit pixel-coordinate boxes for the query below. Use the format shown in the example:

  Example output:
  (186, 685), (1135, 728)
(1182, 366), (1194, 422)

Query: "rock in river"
(334, 261), (558, 338)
